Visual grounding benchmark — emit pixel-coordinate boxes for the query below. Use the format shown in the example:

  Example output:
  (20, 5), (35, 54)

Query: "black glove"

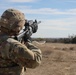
(23, 20), (38, 42)
(24, 23), (32, 42)
(31, 20), (38, 33)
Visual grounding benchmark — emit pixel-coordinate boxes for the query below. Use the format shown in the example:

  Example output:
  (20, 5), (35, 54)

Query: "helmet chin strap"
(0, 26), (10, 33)
(0, 26), (13, 35)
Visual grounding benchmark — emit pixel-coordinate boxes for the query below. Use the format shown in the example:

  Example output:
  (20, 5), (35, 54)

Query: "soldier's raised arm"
(7, 38), (42, 68)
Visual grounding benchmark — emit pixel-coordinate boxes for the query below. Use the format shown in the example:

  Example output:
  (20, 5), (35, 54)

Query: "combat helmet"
(0, 9), (25, 34)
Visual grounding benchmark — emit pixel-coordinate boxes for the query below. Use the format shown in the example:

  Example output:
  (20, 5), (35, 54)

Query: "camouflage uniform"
(0, 9), (42, 75)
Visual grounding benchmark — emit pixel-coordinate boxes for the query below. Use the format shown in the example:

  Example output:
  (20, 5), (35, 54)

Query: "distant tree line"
(32, 35), (76, 44)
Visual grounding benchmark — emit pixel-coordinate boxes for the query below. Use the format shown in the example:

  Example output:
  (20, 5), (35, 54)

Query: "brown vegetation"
(33, 35), (76, 44)
(25, 42), (76, 75)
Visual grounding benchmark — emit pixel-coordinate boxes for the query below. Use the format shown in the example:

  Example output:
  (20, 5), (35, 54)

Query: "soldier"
(0, 9), (42, 75)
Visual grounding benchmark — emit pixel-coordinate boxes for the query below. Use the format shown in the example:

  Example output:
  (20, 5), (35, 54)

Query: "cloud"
(32, 17), (76, 38)
(21, 8), (62, 15)
(38, 17), (76, 31)
(44, 18), (76, 26)
(20, 8), (76, 15)
(39, 25), (69, 31)
(56, 0), (76, 2)
(9, 0), (36, 2)
(0, 2), (76, 15)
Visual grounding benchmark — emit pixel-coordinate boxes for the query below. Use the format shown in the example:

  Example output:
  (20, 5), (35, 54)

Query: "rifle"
(14, 19), (41, 42)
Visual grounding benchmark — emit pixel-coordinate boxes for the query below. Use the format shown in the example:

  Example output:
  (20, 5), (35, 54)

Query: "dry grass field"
(25, 42), (76, 75)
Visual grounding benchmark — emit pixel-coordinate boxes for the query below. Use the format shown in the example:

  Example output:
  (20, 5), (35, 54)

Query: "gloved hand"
(31, 20), (38, 33)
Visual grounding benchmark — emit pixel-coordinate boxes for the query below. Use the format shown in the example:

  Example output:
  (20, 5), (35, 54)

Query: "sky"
(0, 0), (76, 38)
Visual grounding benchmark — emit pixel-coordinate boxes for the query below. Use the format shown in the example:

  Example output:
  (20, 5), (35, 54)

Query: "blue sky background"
(0, 0), (76, 38)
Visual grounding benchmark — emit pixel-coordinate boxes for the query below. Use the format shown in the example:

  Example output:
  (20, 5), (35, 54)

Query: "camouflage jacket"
(0, 34), (42, 75)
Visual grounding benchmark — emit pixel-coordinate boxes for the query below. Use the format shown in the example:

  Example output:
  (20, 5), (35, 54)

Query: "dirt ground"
(25, 42), (76, 75)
